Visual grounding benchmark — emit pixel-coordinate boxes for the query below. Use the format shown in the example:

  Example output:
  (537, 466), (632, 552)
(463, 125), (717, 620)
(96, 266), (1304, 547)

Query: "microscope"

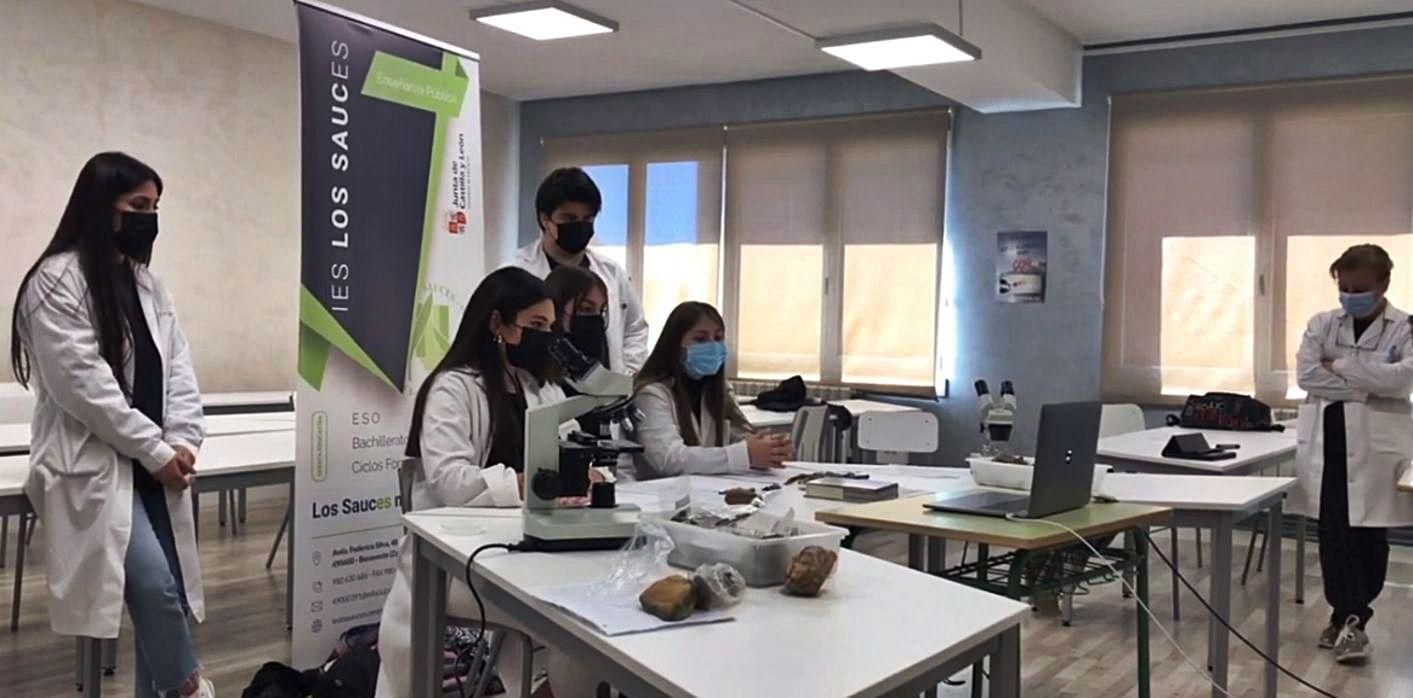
(975, 379), (1016, 456)
(519, 337), (644, 552)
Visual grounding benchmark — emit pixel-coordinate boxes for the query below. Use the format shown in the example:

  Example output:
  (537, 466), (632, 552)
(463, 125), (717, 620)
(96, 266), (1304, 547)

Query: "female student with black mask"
(545, 265), (610, 369)
(627, 301), (791, 480)
(376, 267), (602, 697)
(11, 152), (212, 697)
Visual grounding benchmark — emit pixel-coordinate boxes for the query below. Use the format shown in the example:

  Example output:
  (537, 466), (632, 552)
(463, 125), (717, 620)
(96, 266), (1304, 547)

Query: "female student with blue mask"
(627, 301), (790, 480)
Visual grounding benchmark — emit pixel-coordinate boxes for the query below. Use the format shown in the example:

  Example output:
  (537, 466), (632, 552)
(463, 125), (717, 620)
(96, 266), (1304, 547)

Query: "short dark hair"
(1330, 244), (1394, 285)
(535, 167), (602, 230)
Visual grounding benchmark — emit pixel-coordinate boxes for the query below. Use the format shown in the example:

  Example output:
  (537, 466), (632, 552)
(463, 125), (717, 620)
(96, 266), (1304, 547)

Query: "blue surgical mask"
(1340, 291), (1380, 319)
(682, 341), (727, 379)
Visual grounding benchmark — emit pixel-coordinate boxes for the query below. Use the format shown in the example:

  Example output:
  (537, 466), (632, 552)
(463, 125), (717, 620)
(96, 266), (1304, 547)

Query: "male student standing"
(512, 167), (649, 373)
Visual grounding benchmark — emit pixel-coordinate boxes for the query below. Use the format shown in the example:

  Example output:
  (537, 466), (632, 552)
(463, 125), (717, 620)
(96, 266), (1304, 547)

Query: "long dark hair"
(406, 267), (555, 461)
(545, 265), (611, 368)
(634, 301), (748, 446)
(10, 152), (163, 396)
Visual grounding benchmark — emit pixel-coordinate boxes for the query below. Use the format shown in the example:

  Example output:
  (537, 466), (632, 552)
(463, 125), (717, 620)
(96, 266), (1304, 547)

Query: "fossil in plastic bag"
(692, 562), (747, 610)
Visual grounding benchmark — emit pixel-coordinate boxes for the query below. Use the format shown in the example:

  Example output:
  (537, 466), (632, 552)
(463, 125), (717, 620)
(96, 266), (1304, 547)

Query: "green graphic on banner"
(361, 50), (470, 379)
(361, 51), (468, 116)
(409, 295), (452, 370)
(298, 286), (396, 390)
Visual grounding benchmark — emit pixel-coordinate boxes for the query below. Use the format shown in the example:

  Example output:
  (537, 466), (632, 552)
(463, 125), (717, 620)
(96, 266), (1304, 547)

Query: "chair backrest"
(1099, 404), (1146, 438)
(791, 405), (830, 462)
(397, 458), (419, 514)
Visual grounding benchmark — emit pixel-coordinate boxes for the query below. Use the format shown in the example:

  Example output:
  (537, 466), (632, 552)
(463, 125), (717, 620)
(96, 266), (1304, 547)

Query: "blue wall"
(518, 25), (1413, 463)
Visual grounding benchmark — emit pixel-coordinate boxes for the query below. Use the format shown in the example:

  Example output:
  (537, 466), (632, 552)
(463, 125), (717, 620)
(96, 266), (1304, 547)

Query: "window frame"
(539, 108), (952, 395)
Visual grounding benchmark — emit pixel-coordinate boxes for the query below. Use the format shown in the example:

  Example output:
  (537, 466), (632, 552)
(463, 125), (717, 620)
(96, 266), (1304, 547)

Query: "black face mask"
(504, 326), (557, 380)
(568, 314), (609, 366)
(553, 220), (595, 255)
(116, 211), (159, 260)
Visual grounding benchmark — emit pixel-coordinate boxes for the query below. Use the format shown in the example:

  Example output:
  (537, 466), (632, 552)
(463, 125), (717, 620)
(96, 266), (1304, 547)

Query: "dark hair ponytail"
(10, 152), (163, 396)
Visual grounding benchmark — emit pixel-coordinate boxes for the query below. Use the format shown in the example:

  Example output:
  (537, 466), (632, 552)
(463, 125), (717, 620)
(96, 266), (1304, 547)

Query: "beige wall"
(1, 0), (519, 393)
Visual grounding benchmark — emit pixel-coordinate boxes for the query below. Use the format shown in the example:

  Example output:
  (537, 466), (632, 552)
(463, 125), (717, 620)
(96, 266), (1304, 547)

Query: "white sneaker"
(1333, 615), (1369, 665)
(196, 677), (216, 698)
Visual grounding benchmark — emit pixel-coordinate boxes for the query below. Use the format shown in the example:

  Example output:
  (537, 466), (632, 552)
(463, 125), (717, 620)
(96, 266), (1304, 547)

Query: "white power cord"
(1003, 513), (1233, 698)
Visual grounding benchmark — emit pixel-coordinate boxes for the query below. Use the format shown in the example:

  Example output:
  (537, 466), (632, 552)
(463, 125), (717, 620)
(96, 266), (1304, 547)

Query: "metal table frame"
(408, 535), (1021, 698)
(904, 525), (1153, 698)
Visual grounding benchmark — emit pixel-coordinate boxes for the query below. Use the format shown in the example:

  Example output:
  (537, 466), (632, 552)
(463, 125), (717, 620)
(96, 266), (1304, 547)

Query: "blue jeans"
(126, 487), (199, 697)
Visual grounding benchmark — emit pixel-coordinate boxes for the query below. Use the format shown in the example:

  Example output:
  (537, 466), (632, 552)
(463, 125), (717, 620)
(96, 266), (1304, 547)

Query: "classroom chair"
(397, 460), (527, 698)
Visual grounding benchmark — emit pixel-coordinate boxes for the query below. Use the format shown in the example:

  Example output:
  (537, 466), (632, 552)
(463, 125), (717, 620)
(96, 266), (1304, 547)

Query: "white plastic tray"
(966, 456), (1110, 493)
(657, 512), (848, 587)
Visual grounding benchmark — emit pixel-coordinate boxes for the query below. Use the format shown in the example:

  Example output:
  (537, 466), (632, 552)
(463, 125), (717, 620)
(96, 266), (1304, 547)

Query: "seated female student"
(628, 301), (791, 480)
(545, 265), (611, 370)
(376, 267), (601, 698)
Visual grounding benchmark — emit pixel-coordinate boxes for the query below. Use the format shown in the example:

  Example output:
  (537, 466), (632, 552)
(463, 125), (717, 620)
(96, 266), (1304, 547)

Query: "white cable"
(1004, 514), (1233, 698)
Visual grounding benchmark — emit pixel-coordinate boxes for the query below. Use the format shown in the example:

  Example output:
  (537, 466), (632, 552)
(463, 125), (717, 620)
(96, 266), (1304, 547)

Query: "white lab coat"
(1294, 304), (1413, 527)
(377, 368), (595, 698)
(510, 240), (649, 373)
(625, 380), (751, 480)
(16, 252), (206, 638)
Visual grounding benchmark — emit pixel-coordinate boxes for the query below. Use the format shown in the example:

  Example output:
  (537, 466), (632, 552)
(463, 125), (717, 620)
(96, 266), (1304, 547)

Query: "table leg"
(239, 487), (248, 524)
(266, 500), (291, 569)
(970, 542), (991, 698)
(908, 534), (925, 571)
(82, 636), (102, 698)
(1295, 515), (1306, 604)
(218, 489), (227, 528)
(2, 515), (8, 568)
(990, 626), (1021, 698)
(11, 510), (27, 632)
(1265, 502), (1282, 698)
(102, 637), (116, 675)
(1170, 528), (1181, 621)
(286, 481), (295, 630)
(1208, 515), (1233, 697)
(1135, 526), (1151, 698)
(926, 538), (945, 574)
(410, 536), (448, 698)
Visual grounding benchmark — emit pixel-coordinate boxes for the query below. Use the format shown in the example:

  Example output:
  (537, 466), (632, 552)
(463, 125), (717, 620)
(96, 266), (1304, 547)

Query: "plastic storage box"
(967, 456), (1111, 494)
(657, 512), (849, 587)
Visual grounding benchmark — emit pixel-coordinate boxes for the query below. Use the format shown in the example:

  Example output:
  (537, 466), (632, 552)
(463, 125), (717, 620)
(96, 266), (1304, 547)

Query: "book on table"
(805, 477), (899, 502)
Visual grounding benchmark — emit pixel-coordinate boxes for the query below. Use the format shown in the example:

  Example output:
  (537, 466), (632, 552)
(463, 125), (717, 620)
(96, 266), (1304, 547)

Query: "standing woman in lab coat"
(10, 152), (212, 697)
(1295, 243), (1413, 665)
(627, 301), (790, 480)
(376, 267), (601, 698)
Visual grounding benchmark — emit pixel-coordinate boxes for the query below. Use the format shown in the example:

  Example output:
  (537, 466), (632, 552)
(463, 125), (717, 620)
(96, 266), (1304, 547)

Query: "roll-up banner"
(293, 0), (482, 666)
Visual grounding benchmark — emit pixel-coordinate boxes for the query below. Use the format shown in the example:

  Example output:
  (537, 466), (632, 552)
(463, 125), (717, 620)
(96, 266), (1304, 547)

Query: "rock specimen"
(639, 575), (698, 621)
(782, 546), (837, 597)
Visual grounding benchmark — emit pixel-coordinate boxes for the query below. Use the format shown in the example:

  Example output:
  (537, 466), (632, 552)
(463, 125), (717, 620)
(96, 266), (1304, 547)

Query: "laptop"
(924, 402), (1103, 518)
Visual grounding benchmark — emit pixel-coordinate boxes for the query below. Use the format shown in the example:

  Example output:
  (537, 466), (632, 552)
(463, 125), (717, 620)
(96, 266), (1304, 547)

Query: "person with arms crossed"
(376, 267), (603, 698)
(1295, 243), (1413, 665)
(11, 152), (212, 697)
(627, 301), (790, 480)
(512, 167), (649, 373)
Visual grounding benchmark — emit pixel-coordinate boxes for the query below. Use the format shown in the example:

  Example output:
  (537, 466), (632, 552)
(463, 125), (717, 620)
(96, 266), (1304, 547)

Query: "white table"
(0, 412), (294, 456)
(404, 509), (1027, 698)
(629, 464), (1293, 698)
(1095, 426), (1309, 602)
(1096, 426), (1295, 476)
(1100, 474), (1293, 698)
(3, 431), (296, 698)
(737, 404), (795, 429)
(201, 390), (293, 414)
